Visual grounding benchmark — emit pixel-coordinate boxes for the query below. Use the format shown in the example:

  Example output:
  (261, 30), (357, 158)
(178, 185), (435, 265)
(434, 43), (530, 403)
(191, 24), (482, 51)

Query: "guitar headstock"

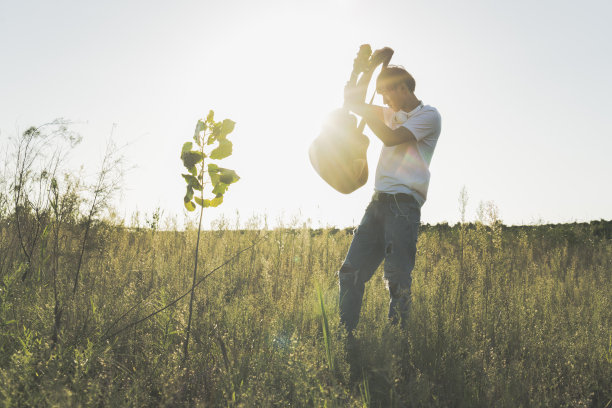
(352, 44), (372, 76)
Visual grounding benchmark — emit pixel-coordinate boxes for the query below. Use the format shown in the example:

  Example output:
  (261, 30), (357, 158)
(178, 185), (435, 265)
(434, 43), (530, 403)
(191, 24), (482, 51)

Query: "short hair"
(376, 65), (416, 93)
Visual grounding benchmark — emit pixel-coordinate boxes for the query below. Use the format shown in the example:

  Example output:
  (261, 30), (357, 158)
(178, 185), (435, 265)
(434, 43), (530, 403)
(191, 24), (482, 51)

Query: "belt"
(372, 192), (416, 203)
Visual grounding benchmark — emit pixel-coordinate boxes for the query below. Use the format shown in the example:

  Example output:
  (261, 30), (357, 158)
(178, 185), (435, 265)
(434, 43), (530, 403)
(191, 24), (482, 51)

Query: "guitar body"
(309, 44), (393, 194)
(309, 109), (370, 194)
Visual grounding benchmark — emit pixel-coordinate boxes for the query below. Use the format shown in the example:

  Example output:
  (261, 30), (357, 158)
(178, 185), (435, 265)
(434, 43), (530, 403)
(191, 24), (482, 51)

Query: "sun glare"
(184, 11), (394, 227)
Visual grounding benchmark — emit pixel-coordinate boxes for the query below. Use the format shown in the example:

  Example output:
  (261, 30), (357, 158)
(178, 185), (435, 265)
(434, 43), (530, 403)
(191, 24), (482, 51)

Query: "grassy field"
(0, 208), (610, 406)
(1, 127), (610, 406)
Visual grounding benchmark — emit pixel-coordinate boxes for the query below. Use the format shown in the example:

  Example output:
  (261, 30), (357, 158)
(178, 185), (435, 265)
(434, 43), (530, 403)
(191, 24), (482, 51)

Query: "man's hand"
(368, 47), (394, 71)
(344, 82), (366, 110)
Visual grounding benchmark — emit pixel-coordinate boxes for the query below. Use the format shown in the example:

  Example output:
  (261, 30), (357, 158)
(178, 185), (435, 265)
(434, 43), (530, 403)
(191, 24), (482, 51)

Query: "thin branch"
(73, 138), (123, 294)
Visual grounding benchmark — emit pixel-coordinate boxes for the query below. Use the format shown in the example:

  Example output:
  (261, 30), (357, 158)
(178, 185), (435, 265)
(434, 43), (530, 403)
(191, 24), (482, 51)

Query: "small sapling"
(180, 110), (240, 360)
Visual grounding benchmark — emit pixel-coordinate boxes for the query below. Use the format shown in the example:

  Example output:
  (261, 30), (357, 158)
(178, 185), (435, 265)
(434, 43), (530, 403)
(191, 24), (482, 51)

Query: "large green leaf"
(208, 163), (220, 186)
(185, 186), (194, 201)
(182, 173), (203, 191)
(207, 123), (222, 145)
(209, 139), (233, 160)
(219, 119), (235, 139)
(194, 120), (206, 137)
(218, 168), (240, 184)
(184, 187), (195, 211)
(194, 196), (209, 207)
(212, 182), (228, 196)
(181, 142), (193, 155)
(181, 150), (204, 169)
(210, 195), (223, 207)
(193, 120), (206, 146)
(184, 200), (196, 211)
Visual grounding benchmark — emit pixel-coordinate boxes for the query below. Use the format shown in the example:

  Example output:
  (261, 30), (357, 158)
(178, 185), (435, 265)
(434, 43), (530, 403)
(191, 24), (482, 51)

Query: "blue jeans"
(339, 192), (420, 332)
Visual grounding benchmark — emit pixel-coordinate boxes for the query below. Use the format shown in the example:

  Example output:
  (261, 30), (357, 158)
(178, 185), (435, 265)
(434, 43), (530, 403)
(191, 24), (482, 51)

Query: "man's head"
(376, 66), (417, 111)
(376, 65), (415, 93)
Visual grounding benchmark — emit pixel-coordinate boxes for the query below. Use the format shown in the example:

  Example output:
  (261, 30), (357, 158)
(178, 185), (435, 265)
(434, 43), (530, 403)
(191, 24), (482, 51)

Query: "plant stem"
(183, 184), (205, 361)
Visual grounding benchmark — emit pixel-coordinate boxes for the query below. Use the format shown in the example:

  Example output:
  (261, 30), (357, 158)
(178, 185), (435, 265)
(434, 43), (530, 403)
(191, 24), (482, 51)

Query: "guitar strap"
(357, 91), (378, 134)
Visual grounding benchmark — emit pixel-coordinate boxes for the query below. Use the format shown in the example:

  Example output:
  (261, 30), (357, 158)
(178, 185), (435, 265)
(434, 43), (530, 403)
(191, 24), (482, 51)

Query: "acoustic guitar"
(309, 44), (393, 194)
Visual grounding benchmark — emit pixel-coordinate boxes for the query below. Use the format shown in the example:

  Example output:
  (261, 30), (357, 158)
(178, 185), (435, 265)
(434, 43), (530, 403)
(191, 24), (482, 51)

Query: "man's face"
(378, 82), (411, 112)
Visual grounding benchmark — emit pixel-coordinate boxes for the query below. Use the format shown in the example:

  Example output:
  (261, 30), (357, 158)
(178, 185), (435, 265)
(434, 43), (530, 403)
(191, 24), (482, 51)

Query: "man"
(340, 64), (441, 332)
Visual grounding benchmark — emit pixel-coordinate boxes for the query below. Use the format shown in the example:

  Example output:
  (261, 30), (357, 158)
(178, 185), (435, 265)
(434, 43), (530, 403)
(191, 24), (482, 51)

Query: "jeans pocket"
(388, 198), (421, 224)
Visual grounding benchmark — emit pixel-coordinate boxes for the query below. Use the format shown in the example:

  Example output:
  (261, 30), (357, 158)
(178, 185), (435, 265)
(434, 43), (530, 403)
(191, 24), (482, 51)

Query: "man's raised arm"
(345, 100), (417, 147)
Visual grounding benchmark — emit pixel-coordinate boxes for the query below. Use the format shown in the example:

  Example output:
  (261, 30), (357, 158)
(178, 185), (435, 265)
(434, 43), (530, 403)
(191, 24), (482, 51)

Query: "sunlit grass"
(0, 124), (610, 406)
(0, 211), (610, 406)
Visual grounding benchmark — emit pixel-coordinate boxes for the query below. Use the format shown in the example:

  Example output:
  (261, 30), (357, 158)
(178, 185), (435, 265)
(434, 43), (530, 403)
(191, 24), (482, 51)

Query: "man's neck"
(400, 96), (421, 112)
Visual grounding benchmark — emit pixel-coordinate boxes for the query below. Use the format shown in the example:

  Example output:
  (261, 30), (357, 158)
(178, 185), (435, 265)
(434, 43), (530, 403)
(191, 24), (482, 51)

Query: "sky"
(1, 0), (611, 228)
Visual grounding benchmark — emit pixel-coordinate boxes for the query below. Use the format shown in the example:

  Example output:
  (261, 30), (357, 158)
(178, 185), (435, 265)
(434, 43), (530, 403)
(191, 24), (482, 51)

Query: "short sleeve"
(402, 109), (441, 142)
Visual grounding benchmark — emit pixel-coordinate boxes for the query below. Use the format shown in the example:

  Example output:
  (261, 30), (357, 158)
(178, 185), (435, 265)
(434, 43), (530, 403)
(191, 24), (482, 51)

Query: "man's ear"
(400, 83), (414, 95)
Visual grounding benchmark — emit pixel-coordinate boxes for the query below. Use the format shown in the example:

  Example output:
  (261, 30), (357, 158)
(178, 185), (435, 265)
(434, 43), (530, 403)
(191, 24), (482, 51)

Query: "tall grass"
(1, 212), (609, 406)
(0, 128), (610, 406)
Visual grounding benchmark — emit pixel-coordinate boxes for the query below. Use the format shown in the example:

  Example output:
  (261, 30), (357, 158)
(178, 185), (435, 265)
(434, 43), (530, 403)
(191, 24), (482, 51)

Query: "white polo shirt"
(374, 103), (441, 206)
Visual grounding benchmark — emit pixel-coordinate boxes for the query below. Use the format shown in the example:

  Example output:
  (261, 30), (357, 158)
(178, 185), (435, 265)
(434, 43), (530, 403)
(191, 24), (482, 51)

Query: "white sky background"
(1, 0), (611, 228)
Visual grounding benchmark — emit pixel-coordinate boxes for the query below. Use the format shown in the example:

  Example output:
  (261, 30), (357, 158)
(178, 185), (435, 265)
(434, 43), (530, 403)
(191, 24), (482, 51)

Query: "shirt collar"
(392, 101), (424, 125)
